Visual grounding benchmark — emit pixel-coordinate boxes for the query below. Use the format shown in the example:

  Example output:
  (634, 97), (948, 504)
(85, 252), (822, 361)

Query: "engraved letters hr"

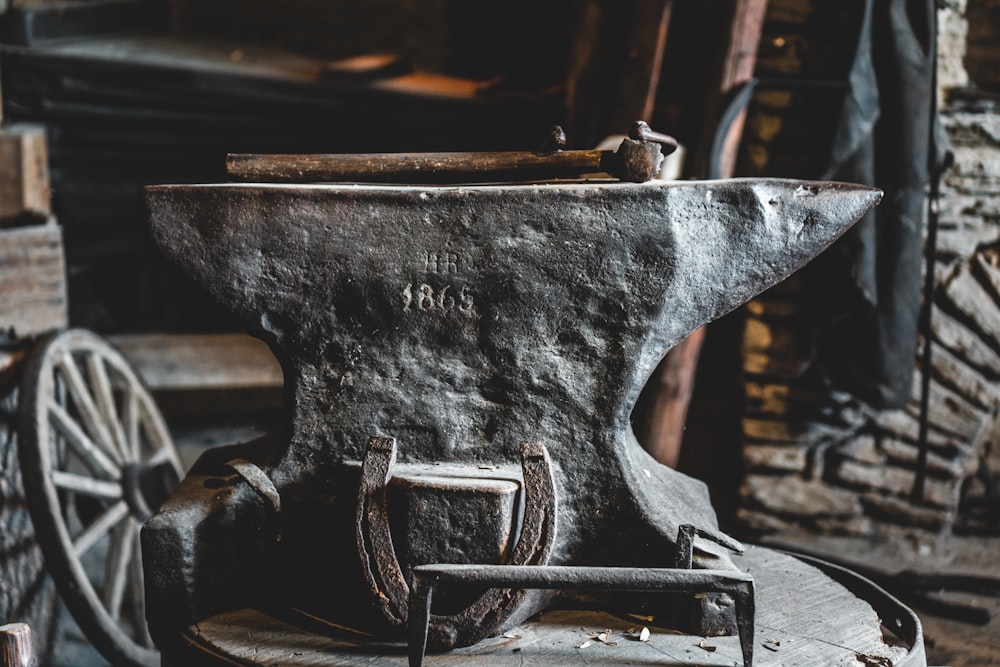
(403, 252), (474, 315)
(425, 252), (459, 274)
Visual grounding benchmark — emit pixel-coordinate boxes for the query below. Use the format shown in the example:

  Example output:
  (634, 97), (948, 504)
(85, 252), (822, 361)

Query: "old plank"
(879, 437), (971, 479)
(832, 460), (960, 509)
(0, 223), (67, 340)
(940, 262), (1000, 351)
(930, 343), (999, 410)
(743, 443), (808, 472)
(860, 495), (954, 530)
(833, 434), (887, 466)
(743, 416), (851, 445)
(973, 247), (1000, 306)
(932, 308), (1000, 379)
(905, 371), (987, 442)
(107, 333), (282, 392)
(0, 124), (50, 224)
(743, 475), (863, 518)
(874, 408), (974, 455)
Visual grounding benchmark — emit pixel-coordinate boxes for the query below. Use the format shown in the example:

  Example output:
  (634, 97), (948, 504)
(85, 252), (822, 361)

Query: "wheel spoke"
(145, 447), (172, 466)
(122, 389), (140, 461)
(102, 519), (134, 619)
(139, 402), (183, 473)
(49, 401), (120, 480)
(84, 352), (130, 463)
(72, 500), (130, 558)
(51, 470), (122, 500)
(129, 529), (154, 647)
(56, 350), (123, 466)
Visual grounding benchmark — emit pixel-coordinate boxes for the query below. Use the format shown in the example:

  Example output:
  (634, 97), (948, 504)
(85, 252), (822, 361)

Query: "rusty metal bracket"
(408, 564), (756, 667)
(226, 458), (281, 515)
(674, 523), (744, 569)
(354, 437), (558, 647)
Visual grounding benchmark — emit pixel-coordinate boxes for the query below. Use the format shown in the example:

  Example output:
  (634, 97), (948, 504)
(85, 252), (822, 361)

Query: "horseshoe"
(355, 436), (410, 625)
(354, 437), (557, 647)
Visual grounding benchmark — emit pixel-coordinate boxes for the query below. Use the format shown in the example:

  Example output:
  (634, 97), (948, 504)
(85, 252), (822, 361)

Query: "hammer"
(226, 121), (678, 184)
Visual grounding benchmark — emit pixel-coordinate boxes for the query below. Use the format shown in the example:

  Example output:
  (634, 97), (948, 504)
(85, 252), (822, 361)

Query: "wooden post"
(0, 623), (34, 667)
(639, 0), (768, 467)
(565, 0), (675, 148)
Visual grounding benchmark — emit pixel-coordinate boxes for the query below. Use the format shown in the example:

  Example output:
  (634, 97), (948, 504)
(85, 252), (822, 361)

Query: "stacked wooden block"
(1, 123), (67, 343)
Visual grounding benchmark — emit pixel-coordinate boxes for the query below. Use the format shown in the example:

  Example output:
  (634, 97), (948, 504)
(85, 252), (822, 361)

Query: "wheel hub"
(122, 462), (181, 523)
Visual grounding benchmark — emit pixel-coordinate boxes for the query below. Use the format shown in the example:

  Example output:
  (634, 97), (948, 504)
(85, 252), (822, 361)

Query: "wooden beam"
(107, 333), (282, 392)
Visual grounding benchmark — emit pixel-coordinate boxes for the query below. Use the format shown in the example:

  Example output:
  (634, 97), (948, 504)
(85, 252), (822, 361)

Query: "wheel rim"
(18, 329), (183, 667)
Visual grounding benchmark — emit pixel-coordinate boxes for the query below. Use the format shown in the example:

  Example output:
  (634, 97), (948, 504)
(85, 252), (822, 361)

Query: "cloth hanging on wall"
(801, 0), (940, 409)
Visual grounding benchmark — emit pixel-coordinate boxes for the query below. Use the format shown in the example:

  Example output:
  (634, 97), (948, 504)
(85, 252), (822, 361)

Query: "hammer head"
(612, 137), (666, 182)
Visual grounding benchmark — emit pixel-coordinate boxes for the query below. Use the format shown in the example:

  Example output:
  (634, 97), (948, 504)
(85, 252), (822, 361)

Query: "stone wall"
(736, 0), (1000, 540)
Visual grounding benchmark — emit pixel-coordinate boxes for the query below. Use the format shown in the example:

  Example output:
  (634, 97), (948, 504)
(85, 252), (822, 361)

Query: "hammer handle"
(227, 150), (612, 184)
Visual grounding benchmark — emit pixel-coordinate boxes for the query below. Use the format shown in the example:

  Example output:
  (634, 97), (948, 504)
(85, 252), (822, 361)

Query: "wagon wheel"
(18, 329), (183, 667)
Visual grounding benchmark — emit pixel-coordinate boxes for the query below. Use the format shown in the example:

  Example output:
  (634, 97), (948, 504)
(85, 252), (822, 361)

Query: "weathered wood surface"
(170, 546), (908, 666)
(0, 124), (50, 224)
(107, 333), (282, 392)
(0, 623), (34, 667)
(0, 223), (67, 340)
(227, 150), (614, 185)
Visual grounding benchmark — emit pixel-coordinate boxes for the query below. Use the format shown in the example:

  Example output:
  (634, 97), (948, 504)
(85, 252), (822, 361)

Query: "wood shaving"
(582, 629), (618, 647)
(627, 613), (654, 622)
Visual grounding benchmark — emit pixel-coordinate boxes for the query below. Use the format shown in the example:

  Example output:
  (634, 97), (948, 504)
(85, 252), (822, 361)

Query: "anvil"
(141, 178), (880, 656)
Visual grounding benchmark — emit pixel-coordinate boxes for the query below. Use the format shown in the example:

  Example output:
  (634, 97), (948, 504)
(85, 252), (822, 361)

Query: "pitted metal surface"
(141, 177), (880, 651)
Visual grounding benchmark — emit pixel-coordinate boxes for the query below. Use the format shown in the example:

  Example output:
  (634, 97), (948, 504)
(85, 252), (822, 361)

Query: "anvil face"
(142, 178), (879, 647)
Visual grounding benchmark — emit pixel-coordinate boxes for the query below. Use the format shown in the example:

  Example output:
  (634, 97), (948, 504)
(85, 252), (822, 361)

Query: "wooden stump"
(164, 546), (915, 666)
(0, 623), (34, 667)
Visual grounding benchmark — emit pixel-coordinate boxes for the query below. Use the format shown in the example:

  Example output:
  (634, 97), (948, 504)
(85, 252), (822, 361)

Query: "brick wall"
(737, 0), (1000, 540)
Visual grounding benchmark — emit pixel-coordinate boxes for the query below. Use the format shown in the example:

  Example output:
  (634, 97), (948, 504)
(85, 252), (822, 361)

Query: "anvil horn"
(142, 178), (881, 648)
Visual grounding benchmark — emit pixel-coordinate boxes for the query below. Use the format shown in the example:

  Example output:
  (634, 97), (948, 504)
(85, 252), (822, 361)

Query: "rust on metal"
(355, 438), (558, 648)
(408, 564), (755, 667)
(355, 436), (410, 625)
